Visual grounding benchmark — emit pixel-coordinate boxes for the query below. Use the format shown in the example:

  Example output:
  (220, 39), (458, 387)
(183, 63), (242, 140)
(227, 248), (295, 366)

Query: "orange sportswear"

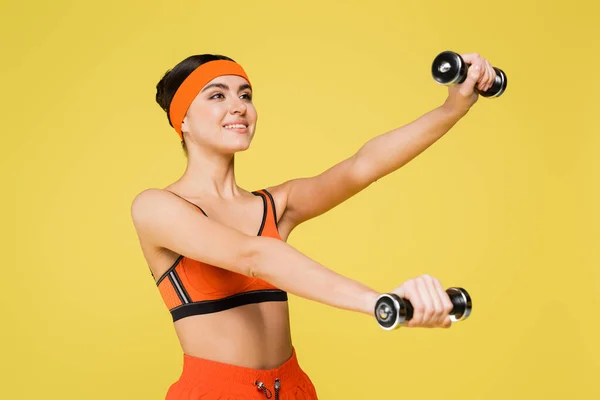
(155, 189), (288, 322)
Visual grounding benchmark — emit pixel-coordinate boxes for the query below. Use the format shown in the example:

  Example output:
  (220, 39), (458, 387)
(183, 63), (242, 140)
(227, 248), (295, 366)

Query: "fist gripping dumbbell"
(432, 51), (507, 98)
(374, 287), (472, 330)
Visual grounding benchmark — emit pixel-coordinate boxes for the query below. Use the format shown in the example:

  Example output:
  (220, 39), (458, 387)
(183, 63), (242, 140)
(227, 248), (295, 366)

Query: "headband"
(169, 60), (251, 139)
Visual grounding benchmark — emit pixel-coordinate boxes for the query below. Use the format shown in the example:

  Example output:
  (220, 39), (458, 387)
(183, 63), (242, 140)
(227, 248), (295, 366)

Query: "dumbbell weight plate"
(431, 51), (467, 85)
(446, 287), (472, 322)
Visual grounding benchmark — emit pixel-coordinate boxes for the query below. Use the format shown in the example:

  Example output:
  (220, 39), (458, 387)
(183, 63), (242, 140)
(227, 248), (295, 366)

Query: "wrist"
(440, 100), (469, 121)
(362, 290), (380, 316)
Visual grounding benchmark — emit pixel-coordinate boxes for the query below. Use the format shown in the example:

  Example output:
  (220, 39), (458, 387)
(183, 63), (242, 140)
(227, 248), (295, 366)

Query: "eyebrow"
(201, 83), (252, 93)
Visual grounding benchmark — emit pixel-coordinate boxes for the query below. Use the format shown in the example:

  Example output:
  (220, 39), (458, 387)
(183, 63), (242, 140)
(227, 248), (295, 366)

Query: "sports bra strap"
(253, 189), (280, 233)
(165, 190), (208, 216)
(166, 188), (278, 228)
(261, 189), (279, 228)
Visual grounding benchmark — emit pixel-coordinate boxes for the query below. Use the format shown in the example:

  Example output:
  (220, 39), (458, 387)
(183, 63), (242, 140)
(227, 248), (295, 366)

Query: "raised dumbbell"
(432, 50), (507, 98)
(374, 287), (472, 330)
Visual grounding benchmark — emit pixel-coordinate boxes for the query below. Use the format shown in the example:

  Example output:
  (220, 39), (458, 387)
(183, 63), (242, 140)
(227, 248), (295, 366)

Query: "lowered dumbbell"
(375, 287), (472, 330)
(432, 50), (507, 97)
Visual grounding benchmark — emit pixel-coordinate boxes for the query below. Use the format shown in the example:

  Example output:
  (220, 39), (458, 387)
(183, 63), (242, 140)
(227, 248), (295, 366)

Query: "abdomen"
(173, 300), (293, 369)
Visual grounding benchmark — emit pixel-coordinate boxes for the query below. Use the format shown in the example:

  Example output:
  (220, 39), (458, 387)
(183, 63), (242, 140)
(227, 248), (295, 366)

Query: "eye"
(240, 92), (252, 101)
(209, 92), (225, 99)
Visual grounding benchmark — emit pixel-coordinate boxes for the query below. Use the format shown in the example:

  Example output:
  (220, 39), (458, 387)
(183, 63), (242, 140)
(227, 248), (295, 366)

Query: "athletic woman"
(131, 52), (496, 399)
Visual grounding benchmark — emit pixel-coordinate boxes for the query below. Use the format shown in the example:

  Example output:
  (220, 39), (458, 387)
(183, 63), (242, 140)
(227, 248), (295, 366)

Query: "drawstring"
(275, 378), (280, 399)
(255, 378), (280, 400)
(254, 381), (272, 399)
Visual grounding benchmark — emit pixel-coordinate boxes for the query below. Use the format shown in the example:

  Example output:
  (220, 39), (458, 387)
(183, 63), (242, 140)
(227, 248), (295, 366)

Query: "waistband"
(179, 347), (302, 387)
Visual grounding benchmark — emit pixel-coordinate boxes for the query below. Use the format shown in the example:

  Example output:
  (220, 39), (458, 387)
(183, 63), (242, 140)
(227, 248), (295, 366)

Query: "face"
(181, 75), (257, 155)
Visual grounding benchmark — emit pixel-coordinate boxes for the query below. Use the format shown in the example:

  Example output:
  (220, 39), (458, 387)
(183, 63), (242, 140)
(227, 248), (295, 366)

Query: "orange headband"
(169, 60), (251, 139)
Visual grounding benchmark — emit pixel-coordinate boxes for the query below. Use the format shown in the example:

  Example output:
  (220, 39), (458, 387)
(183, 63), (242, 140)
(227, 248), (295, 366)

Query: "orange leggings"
(165, 348), (318, 399)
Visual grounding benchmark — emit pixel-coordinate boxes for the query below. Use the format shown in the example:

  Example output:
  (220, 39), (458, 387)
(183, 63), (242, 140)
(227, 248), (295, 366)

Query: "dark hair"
(155, 54), (235, 156)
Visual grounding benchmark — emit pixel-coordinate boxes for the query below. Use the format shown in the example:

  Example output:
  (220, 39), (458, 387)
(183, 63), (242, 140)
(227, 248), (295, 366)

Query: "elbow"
(351, 153), (378, 187)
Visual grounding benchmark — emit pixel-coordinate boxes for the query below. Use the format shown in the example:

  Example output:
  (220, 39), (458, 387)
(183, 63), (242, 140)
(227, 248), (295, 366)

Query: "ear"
(181, 116), (189, 135)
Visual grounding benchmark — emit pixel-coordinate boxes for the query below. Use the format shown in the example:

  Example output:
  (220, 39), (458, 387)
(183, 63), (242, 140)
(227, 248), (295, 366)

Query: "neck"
(177, 146), (240, 199)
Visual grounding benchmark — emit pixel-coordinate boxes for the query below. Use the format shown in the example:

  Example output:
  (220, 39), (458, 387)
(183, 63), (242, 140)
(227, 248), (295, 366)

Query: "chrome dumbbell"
(432, 51), (507, 97)
(375, 287), (472, 330)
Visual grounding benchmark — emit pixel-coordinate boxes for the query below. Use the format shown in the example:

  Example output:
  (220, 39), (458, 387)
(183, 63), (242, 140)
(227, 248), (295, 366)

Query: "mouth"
(223, 123), (249, 134)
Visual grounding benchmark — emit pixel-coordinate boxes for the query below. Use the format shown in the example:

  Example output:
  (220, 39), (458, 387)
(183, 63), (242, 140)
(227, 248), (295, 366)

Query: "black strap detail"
(170, 290), (288, 322)
(262, 189), (279, 228)
(168, 273), (186, 304)
(166, 190), (208, 216)
(169, 269), (191, 304)
(252, 191), (268, 235)
(156, 255), (184, 285)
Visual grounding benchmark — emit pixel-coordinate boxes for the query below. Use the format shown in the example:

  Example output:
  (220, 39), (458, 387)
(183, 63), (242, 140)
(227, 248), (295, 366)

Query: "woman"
(131, 52), (496, 399)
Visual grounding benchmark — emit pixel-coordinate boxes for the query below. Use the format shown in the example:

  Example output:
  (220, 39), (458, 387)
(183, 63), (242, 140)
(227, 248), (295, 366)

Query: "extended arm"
(132, 189), (379, 316)
(132, 189), (456, 328)
(276, 53), (495, 230)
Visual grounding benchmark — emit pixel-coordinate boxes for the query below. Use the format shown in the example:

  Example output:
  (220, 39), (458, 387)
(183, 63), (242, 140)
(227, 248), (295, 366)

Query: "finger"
(432, 278), (454, 320)
(394, 285), (405, 299)
(461, 63), (483, 96)
(461, 53), (494, 92)
(488, 62), (497, 91)
(477, 60), (490, 91)
(423, 275), (444, 326)
(402, 280), (425, 328)
(431, 277), (452, 327)
(483, 60), (491, 90)
(442, 316), (452, 329)
(415, 277), (435, 327)
(484, 60), (494, 91)
(476, 62), (488, 91)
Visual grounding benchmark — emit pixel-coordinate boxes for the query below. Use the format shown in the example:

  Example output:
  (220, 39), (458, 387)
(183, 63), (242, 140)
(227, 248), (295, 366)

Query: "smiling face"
(180, 75), (257, 155)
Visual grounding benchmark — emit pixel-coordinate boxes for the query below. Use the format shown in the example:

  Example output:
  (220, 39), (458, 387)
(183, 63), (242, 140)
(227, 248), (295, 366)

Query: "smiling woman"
(132, 52), (496, 399)
(155, 54), (256, 158)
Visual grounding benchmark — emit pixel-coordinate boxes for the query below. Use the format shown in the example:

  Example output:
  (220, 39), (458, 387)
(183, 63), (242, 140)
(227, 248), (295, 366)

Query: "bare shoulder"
(131, 187), (163, 210)
(130, 187), (195, 243)
(131, 188), (173, 228)
(130, 189), (180, 275)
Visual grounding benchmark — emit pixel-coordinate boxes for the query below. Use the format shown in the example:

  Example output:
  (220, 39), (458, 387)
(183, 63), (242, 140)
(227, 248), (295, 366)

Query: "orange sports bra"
(155, 189), (288, 322)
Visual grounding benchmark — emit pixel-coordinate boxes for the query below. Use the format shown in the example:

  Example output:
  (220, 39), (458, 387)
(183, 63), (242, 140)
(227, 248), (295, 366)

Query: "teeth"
(224, 124), (246, 129)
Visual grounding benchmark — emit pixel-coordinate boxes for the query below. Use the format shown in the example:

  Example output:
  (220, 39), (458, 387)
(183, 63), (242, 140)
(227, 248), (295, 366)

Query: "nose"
(229, 96), (247, 115)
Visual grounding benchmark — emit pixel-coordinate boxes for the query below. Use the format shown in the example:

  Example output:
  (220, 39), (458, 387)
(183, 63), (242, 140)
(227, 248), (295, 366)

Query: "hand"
(391, 275), (454, 328)
(443, 52), (497, 117)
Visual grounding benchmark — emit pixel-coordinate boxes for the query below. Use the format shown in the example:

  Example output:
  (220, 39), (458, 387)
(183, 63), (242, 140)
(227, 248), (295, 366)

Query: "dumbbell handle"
(375, 287), (472, 330)
(403, 287), (470, 320)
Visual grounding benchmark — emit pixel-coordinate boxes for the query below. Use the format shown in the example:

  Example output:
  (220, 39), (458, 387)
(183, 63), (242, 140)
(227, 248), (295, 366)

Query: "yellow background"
(2, 0), (598, 398)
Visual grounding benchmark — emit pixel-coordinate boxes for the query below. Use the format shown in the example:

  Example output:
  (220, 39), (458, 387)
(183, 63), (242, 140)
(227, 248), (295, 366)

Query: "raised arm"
(275, 53), (496, 230)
